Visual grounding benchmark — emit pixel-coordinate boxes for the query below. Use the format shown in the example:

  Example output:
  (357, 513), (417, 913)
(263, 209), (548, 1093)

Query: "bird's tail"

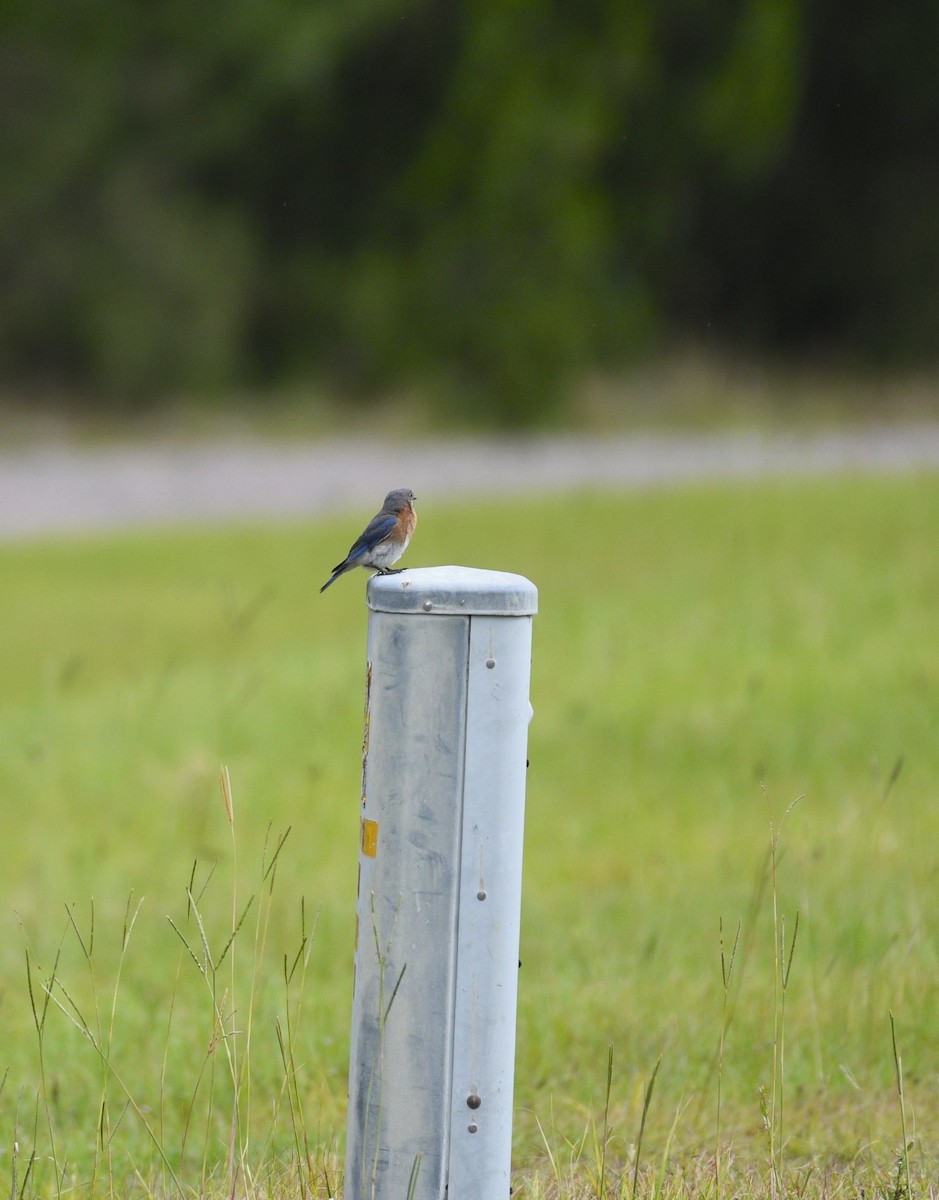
(319, 572), (340, 593)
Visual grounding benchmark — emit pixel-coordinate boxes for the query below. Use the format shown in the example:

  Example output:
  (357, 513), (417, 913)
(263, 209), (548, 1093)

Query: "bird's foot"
(376, 567), (405, 576)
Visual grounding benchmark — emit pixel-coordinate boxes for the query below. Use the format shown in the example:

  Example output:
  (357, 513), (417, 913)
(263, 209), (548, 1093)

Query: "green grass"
(2, 473), (939, 1196)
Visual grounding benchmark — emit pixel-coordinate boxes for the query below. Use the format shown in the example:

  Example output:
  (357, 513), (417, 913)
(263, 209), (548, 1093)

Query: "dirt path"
(2, 424), (939, 539)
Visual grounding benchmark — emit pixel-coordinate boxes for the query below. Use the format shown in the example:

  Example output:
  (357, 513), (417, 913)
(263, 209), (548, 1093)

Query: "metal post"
(345, 566), (537, 1200)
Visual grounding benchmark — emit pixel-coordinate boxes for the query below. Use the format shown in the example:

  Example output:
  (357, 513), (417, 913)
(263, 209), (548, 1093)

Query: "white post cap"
(367, 565), (538, 616)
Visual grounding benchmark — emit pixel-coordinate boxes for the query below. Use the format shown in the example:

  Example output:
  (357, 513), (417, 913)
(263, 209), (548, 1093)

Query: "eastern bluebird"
(320, 488), (418, 592)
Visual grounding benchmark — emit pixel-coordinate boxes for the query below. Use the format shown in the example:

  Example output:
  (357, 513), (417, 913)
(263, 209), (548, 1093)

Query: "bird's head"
(384, 488), (417, 512)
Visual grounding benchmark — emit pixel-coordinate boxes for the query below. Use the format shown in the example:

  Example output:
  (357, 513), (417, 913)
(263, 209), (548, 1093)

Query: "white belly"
(369, 533), (410, 568)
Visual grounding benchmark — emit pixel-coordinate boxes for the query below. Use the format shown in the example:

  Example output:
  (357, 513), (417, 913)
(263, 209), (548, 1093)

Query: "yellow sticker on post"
(361, 818), (379, 858)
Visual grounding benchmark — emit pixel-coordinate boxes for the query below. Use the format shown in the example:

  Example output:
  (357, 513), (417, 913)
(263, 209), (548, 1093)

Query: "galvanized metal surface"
(368, 565), (538, 617)
(446, 609), (534, 1196)
(345, 567), (536, 1200)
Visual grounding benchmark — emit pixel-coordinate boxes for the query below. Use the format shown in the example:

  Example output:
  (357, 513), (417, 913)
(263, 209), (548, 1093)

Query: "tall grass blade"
(405, 1151), (423, 1200)
(889, 1011), (913, 1200)
(631, 1056), (661, 1200)
(599, 1043), (614, 1200)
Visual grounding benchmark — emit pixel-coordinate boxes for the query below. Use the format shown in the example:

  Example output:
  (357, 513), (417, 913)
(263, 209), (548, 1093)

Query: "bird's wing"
(342, 513), (398, 563)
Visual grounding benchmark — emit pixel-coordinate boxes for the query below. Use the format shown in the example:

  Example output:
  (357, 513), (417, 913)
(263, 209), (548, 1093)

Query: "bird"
(320, 488), (418, 592)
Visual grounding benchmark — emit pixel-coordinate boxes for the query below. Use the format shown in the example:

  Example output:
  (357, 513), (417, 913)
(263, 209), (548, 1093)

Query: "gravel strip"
(2, 424), (939, 539)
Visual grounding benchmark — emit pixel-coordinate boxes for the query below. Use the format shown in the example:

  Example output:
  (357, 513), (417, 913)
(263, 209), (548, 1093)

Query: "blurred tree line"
(2, 0), (938, 423)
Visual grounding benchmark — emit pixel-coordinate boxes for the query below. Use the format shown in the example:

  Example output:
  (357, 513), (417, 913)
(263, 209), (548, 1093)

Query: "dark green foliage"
(1, 0), (937, 422)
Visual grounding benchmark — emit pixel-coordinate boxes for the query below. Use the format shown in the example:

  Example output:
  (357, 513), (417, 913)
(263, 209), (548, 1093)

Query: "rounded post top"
(367, 565), (538, 616)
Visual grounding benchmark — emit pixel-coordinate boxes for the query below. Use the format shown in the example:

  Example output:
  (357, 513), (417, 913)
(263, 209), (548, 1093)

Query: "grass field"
(2, 472), (939, 1197)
